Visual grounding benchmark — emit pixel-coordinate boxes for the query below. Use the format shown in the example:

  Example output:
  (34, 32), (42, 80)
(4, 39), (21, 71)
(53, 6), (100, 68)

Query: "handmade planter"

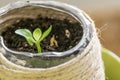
(0, 1), (105, 80)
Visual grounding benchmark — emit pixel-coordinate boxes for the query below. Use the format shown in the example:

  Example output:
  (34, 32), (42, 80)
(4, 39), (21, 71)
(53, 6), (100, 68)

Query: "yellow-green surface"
(102, 48), (120, 80)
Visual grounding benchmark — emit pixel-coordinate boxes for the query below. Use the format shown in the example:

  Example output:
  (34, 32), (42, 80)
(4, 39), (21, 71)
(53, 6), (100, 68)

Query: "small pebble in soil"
(65, 29), (70, 38)
(45, 46), (56, 51)
(69, 46), (73, 49)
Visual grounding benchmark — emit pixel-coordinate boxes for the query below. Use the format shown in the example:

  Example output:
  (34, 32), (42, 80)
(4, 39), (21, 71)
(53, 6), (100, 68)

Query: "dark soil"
(1, 16), (83, 53)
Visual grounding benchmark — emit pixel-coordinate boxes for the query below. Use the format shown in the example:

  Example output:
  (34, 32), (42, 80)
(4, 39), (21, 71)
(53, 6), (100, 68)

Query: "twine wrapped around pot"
(0, 1), (105, 80)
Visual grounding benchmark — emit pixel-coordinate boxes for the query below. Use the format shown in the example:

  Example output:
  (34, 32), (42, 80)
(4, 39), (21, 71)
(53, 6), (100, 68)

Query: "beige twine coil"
(0, 1), (105, 80)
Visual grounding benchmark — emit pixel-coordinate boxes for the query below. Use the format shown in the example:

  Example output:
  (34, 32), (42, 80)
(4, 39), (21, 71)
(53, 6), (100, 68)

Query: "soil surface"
(1, 16), (83, 53)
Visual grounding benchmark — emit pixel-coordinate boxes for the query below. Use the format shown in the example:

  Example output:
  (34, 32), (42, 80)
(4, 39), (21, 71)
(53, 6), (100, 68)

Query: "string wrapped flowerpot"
(0, 1), (105, 80)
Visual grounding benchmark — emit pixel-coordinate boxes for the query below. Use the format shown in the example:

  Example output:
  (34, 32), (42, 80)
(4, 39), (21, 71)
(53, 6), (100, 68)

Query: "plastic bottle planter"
(0, 1), (105, 80)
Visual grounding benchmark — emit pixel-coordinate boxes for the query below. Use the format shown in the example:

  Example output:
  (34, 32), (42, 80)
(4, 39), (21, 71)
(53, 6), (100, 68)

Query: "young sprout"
(15, 25), (52, 53)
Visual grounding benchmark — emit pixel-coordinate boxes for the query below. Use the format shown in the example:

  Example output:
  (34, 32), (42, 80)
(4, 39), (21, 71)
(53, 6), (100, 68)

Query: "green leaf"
(15, 29), (35, 46)
(26, 38), (34, 46)
(33, 28), (42, 41)
(39, 25), (52, 41)
(15, 25), (52, 53)
(15, 29), (32, 37)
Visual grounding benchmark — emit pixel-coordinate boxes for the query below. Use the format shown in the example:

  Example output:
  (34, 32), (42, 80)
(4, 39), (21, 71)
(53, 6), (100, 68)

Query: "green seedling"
(15, 25), (52, 53)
